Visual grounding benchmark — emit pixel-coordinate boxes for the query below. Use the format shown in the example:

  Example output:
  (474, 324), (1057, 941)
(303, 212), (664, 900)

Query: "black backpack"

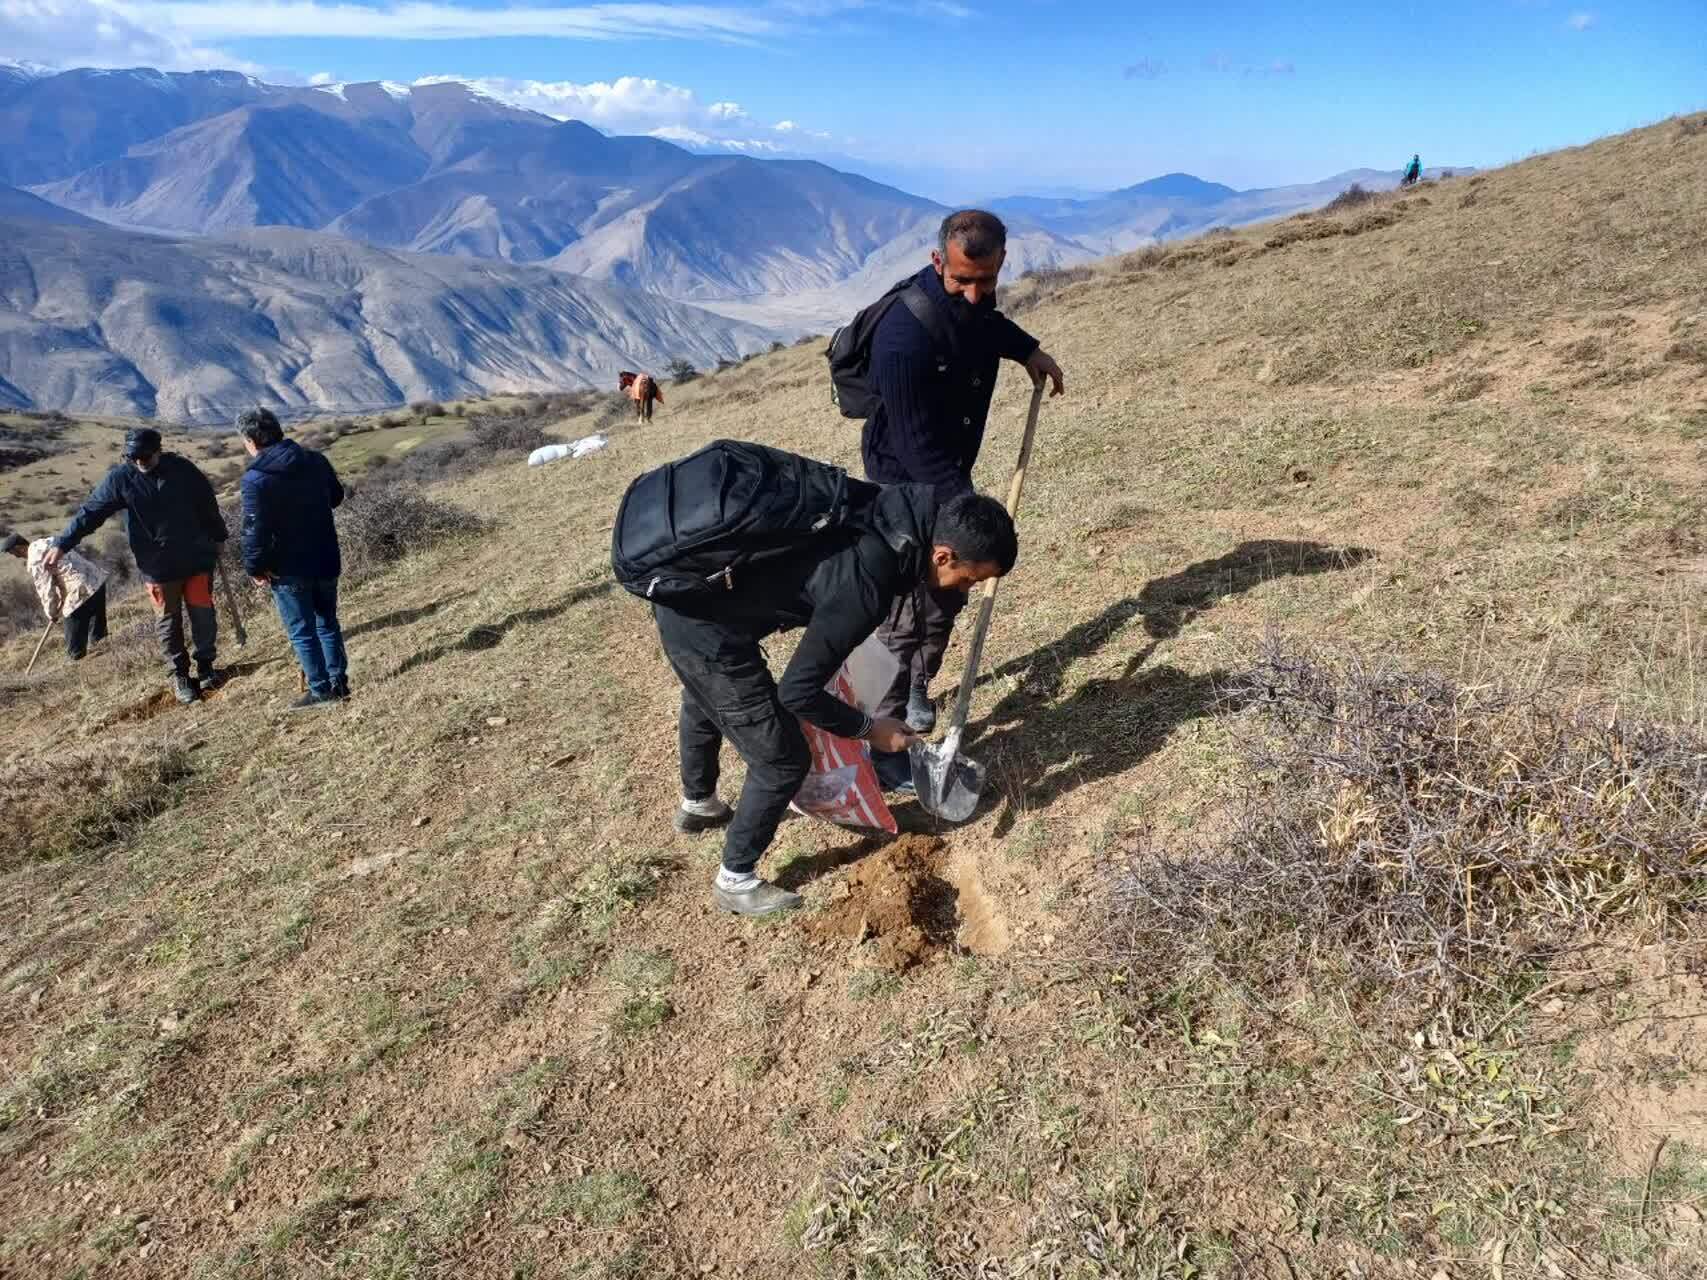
(611, 439), (851, 603)
(825, 277), (949, 418)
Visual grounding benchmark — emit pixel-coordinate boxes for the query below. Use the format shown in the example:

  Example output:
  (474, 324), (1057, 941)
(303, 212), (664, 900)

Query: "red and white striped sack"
(790, 635), (899, 834)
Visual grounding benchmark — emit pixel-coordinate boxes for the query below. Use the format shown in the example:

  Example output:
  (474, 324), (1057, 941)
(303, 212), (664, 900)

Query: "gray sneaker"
(172, 674), (200, 705)
(905, 677), (936, 733)
(673, 798), (733, 834)
(712, 880), (804, 916)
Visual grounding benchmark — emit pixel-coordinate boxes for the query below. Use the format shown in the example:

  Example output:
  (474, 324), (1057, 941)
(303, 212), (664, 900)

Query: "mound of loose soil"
(808, 834), (959, 972)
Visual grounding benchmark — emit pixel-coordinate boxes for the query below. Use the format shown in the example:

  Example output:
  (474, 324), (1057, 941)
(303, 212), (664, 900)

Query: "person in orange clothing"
(46, 427), (227, 704)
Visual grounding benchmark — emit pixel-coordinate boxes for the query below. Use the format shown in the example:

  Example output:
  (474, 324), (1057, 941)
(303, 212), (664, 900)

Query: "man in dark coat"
(237, 408), (349, 710)
(46, 427), (227, 704)
(639, 456), (1018, 915)
(861, 209), (1065, 739)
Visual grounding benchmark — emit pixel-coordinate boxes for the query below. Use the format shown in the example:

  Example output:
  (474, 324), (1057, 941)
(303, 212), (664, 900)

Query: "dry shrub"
(1344, 209), (1400, 235)
(103, 619), (162, 678)
(1675, 115), (1706, 139)
(337, 485), (492, 580)
(0, 446), (47, 471)
(1007, 264), (1095, 316)
(0, 742), (194, 869)
(467, 417), (550, 454)
(1559, 336), (1606, 364)
(1325, 182), (1378, 213)
(0, 576), (40, 641)
(1664, 339), (1707, 367)
(1265, 220), (1343, 250)
(410, 400), (445, 419)
(1023, 264), (1094, 288)
(1103, 645), (1707, 1013)
(665, 358), (699, 384)
(1120, 244), (1169, 272)
(595, 394), (634, 428)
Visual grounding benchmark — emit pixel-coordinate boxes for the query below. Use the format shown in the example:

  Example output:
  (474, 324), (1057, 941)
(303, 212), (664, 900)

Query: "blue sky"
(5, 1), (1703, 199)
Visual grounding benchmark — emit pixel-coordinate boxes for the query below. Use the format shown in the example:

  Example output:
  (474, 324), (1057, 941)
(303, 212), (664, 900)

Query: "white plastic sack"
(526, 434), (609, 467)
(790, 634), (901, 832)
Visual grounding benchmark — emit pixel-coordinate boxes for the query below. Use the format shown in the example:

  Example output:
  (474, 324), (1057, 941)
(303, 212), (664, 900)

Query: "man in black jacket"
(862, 209), (1065, 736)
(238, 407), (350, 710)
(46, 427), (228, 704)
(652, 475), (1018, 916)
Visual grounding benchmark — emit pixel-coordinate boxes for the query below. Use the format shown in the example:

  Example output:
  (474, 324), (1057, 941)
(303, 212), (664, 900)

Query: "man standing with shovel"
(852, 209), (1065, 790)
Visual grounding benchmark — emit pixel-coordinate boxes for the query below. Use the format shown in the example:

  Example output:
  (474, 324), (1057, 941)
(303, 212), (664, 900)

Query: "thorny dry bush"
(466, 416), (551, 454)
(336, 486), (492, 581)
(1107, 644), (1707, 1015)
(1324, 182), (1378, 212)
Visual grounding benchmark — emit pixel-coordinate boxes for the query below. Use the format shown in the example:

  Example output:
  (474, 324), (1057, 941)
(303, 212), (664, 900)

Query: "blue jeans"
(271, 576), (348, 697)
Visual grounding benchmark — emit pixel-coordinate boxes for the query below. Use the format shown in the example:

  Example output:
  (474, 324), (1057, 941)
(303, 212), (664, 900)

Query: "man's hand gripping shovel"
(910, 381), (1045, 821)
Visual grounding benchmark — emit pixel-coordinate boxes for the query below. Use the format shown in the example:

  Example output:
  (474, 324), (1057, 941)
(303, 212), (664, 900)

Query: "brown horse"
(619, 371), (663, 423)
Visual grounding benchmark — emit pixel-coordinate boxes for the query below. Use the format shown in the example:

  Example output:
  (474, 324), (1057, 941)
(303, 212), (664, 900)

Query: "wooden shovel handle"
(941, 381), (1046, 737)
(24, 618), (54, 675)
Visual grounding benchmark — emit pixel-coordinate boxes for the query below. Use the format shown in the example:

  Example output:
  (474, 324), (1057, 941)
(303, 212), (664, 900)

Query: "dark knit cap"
(124, 427), (163, 459)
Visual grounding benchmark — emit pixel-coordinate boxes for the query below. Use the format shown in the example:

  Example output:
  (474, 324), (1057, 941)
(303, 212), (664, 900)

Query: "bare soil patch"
(808, 834), (961, 971)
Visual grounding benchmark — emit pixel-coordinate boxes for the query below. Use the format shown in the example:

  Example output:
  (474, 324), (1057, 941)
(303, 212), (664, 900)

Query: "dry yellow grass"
(1, 115), (1705, 1279)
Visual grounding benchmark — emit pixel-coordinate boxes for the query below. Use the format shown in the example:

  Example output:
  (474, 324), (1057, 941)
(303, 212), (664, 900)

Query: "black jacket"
(860, 265), (1038, 496)
(668, 478), (939, 739)
(241, 439), (344, 580)
(57, 452), (226, 584)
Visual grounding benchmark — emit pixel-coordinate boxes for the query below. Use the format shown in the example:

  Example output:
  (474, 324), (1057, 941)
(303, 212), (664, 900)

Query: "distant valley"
(0, 61), (1461, 415)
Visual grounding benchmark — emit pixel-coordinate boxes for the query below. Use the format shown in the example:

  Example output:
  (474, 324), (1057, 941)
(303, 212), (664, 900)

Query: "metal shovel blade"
(909, 730), (986, 823)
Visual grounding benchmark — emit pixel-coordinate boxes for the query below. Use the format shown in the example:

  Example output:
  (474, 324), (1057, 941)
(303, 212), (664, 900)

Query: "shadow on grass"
(981, 539), (1374, 704)
(346, 590), (477, 641)
(389, 579), (613, 679)
(957, 539), (1373, 836)
(773, 833), (886, 891)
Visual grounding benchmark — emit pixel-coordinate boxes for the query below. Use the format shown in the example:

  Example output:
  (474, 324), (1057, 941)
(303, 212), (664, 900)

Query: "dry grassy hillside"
(2, 115), (1705, 1280)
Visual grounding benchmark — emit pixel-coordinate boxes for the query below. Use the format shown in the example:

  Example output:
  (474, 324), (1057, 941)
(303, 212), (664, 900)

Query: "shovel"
(215, 560), (247, 647)
(910, 381), (1045, 821)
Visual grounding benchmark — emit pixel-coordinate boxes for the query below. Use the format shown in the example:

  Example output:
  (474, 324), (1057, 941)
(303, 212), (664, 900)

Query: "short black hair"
(123, 427), (162, 460)
(938, 209), (1008, 260)
(932, 493), (1017, 574)
(236, 407), (284, 447)
(2, 532), (26, 555)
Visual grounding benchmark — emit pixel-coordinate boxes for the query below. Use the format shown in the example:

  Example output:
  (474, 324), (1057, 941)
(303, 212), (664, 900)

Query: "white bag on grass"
(526, 434), (609, 467)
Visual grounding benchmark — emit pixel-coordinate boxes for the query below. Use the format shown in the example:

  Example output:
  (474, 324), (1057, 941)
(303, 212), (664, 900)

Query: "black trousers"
(64, 585), (108, 659)
(872, 580), (967, 721)
(654, 604), (809, 876)
(147, 573), (217, 678)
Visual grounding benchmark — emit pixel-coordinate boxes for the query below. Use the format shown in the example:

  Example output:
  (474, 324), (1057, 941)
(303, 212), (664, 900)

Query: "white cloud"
(105, 1), (777, 43)
(0, 0), (264, 72)
(1566, 11), (1595, 30)
(413, 73), (834, 148)
(308, 69), (334, 84)
(648, 124), (783, 153)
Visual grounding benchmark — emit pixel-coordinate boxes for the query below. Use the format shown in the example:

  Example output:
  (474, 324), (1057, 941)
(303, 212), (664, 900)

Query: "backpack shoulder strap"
(897, 283), (950, 352)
